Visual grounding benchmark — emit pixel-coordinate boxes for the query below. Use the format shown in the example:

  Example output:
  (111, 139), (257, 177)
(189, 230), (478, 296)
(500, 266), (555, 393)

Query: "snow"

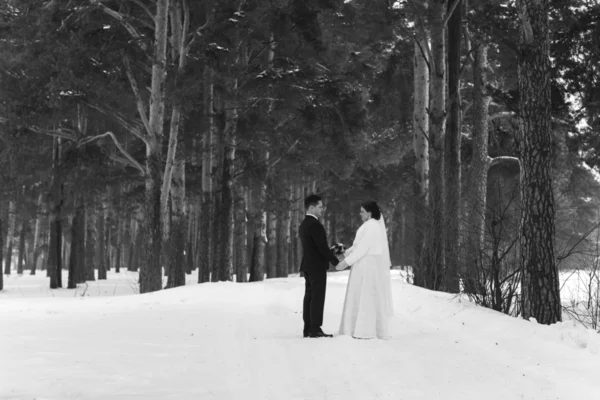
(1, 269), (600, 400)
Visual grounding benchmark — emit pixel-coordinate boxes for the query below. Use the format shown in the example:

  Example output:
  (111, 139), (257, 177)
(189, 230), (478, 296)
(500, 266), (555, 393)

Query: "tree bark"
(16, 220), (27, 275)
(217, 94), (237, 282)
(517, 0), (561, 324)
(68, 196), (85, 288)
(444, 0), (462, 293)
(465, 43), (492, 295)
(210, 100), (224, 283)
(85, 206), (97, 281)
(140, 0), (170, 293)
(412, 11), (430, 288)
(266, 211), (277, 278)
(185, 202), (195, 275)
(30, 193), (45, 276)
(427, 0), (447, 290)
(115, 218), (122, 274)
(277, 207), (290, 278)
(48, 137), (63, 288)
(4, 200), (16, 275)
(198, 66), (215, 284)
(234, 185), (248, 282)
(161, 0), (189, 285)
(166, 154), (187, 288)
(48, 213), (63, 289)
(249, 175), (267, 282)
(97, 199), (108, 280)
(127, 217), (139, 272)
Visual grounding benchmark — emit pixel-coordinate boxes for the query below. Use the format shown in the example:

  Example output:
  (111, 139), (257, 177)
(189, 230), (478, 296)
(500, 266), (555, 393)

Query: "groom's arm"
(310, 223), (340, 267)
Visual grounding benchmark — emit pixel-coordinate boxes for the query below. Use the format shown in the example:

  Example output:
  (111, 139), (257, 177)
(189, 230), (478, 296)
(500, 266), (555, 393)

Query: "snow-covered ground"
(1, 269), (600, 400)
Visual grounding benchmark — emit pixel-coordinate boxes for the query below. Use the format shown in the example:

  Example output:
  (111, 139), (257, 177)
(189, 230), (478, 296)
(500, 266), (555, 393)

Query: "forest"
(0, 0), (599, 327)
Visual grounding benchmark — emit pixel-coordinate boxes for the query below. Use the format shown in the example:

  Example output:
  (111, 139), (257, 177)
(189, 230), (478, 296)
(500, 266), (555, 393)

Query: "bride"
(335, 201), (394, 339)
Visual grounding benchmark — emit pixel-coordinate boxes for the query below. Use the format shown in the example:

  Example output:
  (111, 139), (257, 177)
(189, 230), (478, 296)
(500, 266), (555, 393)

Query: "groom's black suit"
(299, 215), (340, 336)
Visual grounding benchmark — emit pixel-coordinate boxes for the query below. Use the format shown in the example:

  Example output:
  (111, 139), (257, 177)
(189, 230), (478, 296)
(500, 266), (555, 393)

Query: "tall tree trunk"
(166, 155), (187, 288)
(16, 220), (27, 275)
(97, 199), (107, 280)
(48, 213), (63, 289)
(249, 176), (267, 282)
(4, 200), (16, 275)
(245, 188), (255, 277)
(517, 0), (561, 324)
(210, 87), (225, 284)
(465, 43), (492, 295)
(412, 13), (430, 288)
(286, 184), (294, 272)
(427, 0), (447, 290)
(444, 0), (462, 293)
(127, 218), (139, 272)
(395, 201), (404, 266)
(30, 193), (45, 276)
(140, 0), (170, 293)
(294, 183), (302, 270)
(234, 185), (248, 282)
(48, 137), (63, 288)
(161, 0), (189, 284)
(276, 207), (290, 278)
(141, 154), (163, 292)
(266, 211), (277, 278)
(218, 95), (237, 282)
(185, 202), (195, 274)
(85, 206), (97, 281)
(68, 196), (85, 288)
(115, 218), (122, 274)
(134, 211), (146, 274)
(199, 66), (215, 284)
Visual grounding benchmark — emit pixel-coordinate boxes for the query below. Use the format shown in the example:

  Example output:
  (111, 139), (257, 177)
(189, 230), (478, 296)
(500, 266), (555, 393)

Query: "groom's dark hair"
(361, 200), (381, 220)
(304, 194), (322, 210)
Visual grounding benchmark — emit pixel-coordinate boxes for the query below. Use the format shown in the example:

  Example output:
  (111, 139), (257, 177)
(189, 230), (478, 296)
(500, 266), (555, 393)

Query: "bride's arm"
(343, 223), (375, 266)
(343, 246), (354, 257)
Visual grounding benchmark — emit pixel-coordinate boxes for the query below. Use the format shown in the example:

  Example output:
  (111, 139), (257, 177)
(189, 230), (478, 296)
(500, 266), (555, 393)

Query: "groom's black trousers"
(303, 270), (327, 331)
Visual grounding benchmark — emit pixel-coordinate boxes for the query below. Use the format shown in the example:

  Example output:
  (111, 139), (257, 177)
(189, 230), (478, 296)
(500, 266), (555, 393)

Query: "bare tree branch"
(130, 0), (155, 27)
(490, 111), (516, 121)
(86, 102), (150, 147)
(29, 126), (78, 142)
(517, 6), (534, 44)
(268, 139), (300, 171)
(557, 222), (600, 262)
(122, 54), (152, 136)
(443, 0), (461, 27)
(185, 1), (214, 53)
(91, 0), (148, 51)
(77, 131), (146, 175)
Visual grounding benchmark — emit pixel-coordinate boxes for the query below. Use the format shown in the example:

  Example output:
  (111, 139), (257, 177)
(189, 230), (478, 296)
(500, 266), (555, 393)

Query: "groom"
(299, 194), (340, 338)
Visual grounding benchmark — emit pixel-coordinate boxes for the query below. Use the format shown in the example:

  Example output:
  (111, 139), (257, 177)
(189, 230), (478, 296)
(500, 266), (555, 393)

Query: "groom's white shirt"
(306, 213), (318, 220)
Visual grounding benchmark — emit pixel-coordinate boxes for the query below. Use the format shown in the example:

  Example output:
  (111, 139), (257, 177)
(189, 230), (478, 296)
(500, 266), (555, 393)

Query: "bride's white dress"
(339, 217), (394, 339)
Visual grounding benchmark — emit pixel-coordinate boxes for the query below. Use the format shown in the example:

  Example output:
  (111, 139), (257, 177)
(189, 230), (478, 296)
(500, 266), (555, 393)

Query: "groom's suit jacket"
(299, 215), (340, 273)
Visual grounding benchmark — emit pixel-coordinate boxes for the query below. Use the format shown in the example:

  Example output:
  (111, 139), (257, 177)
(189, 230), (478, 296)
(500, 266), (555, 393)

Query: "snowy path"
(1, 271), (599, 399)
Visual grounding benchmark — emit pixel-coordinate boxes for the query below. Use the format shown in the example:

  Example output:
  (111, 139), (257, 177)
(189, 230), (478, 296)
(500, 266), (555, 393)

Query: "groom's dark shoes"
(303, 326), (332, 338)
(308, 328), (333, 338)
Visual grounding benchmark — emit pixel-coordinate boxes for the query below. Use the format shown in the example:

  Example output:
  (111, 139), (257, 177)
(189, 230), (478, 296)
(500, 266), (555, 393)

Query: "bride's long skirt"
(339, 254), (393, 339)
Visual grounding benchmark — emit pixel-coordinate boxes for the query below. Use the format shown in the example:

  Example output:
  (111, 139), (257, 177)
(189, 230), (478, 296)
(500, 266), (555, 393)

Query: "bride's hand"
(336, 260), (349, 271)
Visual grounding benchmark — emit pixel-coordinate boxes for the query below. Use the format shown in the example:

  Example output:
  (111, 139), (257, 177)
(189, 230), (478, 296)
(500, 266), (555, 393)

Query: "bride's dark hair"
(361, 201), (381, 220)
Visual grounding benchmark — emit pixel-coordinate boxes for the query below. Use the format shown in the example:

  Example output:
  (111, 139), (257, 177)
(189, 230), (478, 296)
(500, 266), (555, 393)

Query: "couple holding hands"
(299, 195), (394, 340)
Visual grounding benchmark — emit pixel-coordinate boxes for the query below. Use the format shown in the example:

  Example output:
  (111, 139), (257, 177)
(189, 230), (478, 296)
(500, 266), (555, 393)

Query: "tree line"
(0, 0), (599, 326)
